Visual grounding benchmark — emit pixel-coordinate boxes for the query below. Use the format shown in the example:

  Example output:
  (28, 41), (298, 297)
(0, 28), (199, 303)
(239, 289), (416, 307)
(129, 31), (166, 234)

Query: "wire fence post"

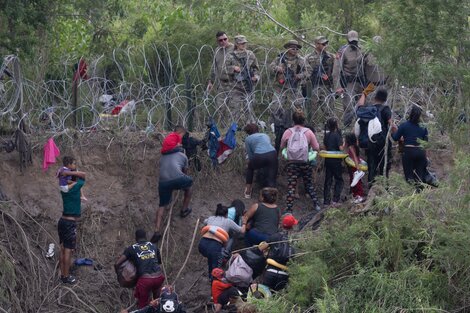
(185, 73), (194, 131)
(163, 57), (173, 131)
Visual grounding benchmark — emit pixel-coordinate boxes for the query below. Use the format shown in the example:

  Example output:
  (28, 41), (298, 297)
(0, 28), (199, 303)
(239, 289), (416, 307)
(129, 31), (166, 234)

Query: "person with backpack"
(243, 123), (278, 198)
(391, 105), (429, 186)
(355, 88), (393, 184)
(280, 110), (321, 213)
(262, 214), (297, 291)
(322, 118), (344, 207)
(115, 230), (165, 309)
(120, 285), (187, 313)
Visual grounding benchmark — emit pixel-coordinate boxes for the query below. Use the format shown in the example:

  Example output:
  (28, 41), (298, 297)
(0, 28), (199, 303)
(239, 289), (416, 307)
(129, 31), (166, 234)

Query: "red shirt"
(211, 279), (232, 304)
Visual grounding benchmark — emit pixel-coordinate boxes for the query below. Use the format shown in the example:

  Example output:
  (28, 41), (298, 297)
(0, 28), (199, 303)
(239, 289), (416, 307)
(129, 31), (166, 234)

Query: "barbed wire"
(0, 45), (443, 139)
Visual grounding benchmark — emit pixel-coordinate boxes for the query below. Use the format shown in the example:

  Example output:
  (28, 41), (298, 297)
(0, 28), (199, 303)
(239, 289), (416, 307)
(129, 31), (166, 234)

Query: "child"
(322, 118), (343, 206)
(344, 133), (365, 204)
(57, 156), (87, 201)
(211, 268), (240, 313)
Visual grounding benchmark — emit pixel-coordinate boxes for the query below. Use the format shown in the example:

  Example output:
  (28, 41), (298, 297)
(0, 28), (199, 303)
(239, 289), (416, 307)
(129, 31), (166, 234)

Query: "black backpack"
(159, 291), (182, 313)
(267, 233), (294, 265)
(356, 105), (385, 149)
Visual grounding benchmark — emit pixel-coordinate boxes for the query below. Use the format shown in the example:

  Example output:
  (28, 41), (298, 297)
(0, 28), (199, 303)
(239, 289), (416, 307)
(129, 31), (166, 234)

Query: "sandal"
(180, 207), (192, 218)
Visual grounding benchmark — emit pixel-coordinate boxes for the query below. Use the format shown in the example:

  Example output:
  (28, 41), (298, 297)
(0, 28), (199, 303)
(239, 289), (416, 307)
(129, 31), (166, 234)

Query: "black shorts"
(58, 218), (77, 249)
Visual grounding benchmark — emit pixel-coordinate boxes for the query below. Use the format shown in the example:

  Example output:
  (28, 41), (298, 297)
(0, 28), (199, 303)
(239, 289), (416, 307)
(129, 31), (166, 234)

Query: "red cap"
(211, 268), (225, 281)
(161, 132), (182, 153)
(282, 214), (298, 229)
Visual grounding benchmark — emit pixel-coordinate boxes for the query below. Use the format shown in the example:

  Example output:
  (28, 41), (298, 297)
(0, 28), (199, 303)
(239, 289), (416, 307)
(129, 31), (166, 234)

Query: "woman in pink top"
(280, 110), (321, 213)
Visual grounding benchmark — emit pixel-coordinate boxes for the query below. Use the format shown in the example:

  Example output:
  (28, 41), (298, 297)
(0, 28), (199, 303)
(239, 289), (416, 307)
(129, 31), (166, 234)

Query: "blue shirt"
(392, 121), (428, 146)
(245, 133), (275, 160)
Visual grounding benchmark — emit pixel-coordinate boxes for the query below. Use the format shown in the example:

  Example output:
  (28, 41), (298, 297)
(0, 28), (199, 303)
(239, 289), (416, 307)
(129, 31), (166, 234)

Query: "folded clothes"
(74, 258), (93, 266)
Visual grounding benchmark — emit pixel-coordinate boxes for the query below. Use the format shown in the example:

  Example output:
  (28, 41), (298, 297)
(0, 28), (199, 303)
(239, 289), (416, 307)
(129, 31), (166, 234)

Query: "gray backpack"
(287, 127), (309, 161)
(225, 254), (253, 288)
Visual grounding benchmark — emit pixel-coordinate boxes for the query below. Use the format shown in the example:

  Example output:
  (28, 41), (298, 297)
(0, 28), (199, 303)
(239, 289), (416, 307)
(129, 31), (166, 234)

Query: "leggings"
(246, 151), (278, 187)
(286, 162), (319, 211)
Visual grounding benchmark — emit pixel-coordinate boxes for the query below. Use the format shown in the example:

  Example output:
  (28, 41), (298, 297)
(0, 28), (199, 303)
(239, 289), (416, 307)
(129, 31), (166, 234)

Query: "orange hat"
(282, 214), (298, 229)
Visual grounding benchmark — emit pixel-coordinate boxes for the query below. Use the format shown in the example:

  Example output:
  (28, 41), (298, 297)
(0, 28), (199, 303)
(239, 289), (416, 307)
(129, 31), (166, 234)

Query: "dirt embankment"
(0, 131), (453, 313)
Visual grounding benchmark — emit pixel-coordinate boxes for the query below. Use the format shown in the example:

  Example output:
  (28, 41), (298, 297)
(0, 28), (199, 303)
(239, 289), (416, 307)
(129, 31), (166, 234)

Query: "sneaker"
(314, 204), (322, 212)
(61, 275), (77, 284)
(244, 189), (252, 199)
(353, 196), (364, 204)
(45, 243), (55, 258)
(351, 170), (365, 188)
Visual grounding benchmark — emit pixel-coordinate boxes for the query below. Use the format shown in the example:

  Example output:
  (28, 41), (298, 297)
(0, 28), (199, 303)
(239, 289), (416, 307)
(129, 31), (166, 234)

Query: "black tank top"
(252, 203), (280, 235)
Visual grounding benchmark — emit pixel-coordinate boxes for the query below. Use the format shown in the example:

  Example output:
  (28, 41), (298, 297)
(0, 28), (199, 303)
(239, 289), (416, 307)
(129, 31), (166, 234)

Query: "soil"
(0, 131), (453, 313)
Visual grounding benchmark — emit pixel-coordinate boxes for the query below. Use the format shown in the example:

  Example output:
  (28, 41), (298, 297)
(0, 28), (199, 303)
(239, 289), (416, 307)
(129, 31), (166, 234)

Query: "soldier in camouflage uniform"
(269, 39), (308, 153)
(332, 30), (369, 128)
(224, 35), (260, 125)
(207, 31), (235, 127)
(305, 35), (335, 126)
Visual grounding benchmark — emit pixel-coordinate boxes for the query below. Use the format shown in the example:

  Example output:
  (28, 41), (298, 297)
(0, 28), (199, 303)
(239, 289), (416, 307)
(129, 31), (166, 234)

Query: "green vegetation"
(0, 0), (469, 311)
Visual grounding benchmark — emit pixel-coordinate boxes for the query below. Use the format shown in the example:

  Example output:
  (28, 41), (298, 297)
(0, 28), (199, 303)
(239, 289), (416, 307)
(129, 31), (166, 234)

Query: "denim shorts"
(158, 175), (193, 206)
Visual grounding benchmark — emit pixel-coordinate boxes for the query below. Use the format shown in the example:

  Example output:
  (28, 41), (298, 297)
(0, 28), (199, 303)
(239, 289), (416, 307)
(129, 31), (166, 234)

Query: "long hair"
(408, 105), (422, 124)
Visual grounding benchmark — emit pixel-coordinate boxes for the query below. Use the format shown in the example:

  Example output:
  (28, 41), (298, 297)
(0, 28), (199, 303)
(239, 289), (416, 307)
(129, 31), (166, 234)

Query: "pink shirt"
(280, 126), (320, 151)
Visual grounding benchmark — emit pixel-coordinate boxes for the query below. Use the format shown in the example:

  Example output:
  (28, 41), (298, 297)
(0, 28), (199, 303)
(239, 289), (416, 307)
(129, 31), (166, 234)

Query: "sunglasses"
(218, 38), (228, 42)
(320, 42), (329, 46)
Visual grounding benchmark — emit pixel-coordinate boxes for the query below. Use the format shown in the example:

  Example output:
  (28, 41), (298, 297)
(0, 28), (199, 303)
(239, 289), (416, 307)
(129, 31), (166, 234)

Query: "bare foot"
(81, 196), (88, 201)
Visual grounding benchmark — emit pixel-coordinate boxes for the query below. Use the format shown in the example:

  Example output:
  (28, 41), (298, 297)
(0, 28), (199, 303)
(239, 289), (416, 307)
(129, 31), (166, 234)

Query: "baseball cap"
(347, 30), (359, 42)
(234, 35), (248, 44)
(282, 214), (299, 229)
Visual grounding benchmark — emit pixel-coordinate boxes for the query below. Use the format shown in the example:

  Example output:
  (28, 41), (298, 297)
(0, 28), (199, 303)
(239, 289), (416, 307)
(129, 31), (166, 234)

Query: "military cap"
(283, 39), (302, 49)
(347, 30), (359, 42)
(314, 36), (328, 44)
(234, 35), (248, 44)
